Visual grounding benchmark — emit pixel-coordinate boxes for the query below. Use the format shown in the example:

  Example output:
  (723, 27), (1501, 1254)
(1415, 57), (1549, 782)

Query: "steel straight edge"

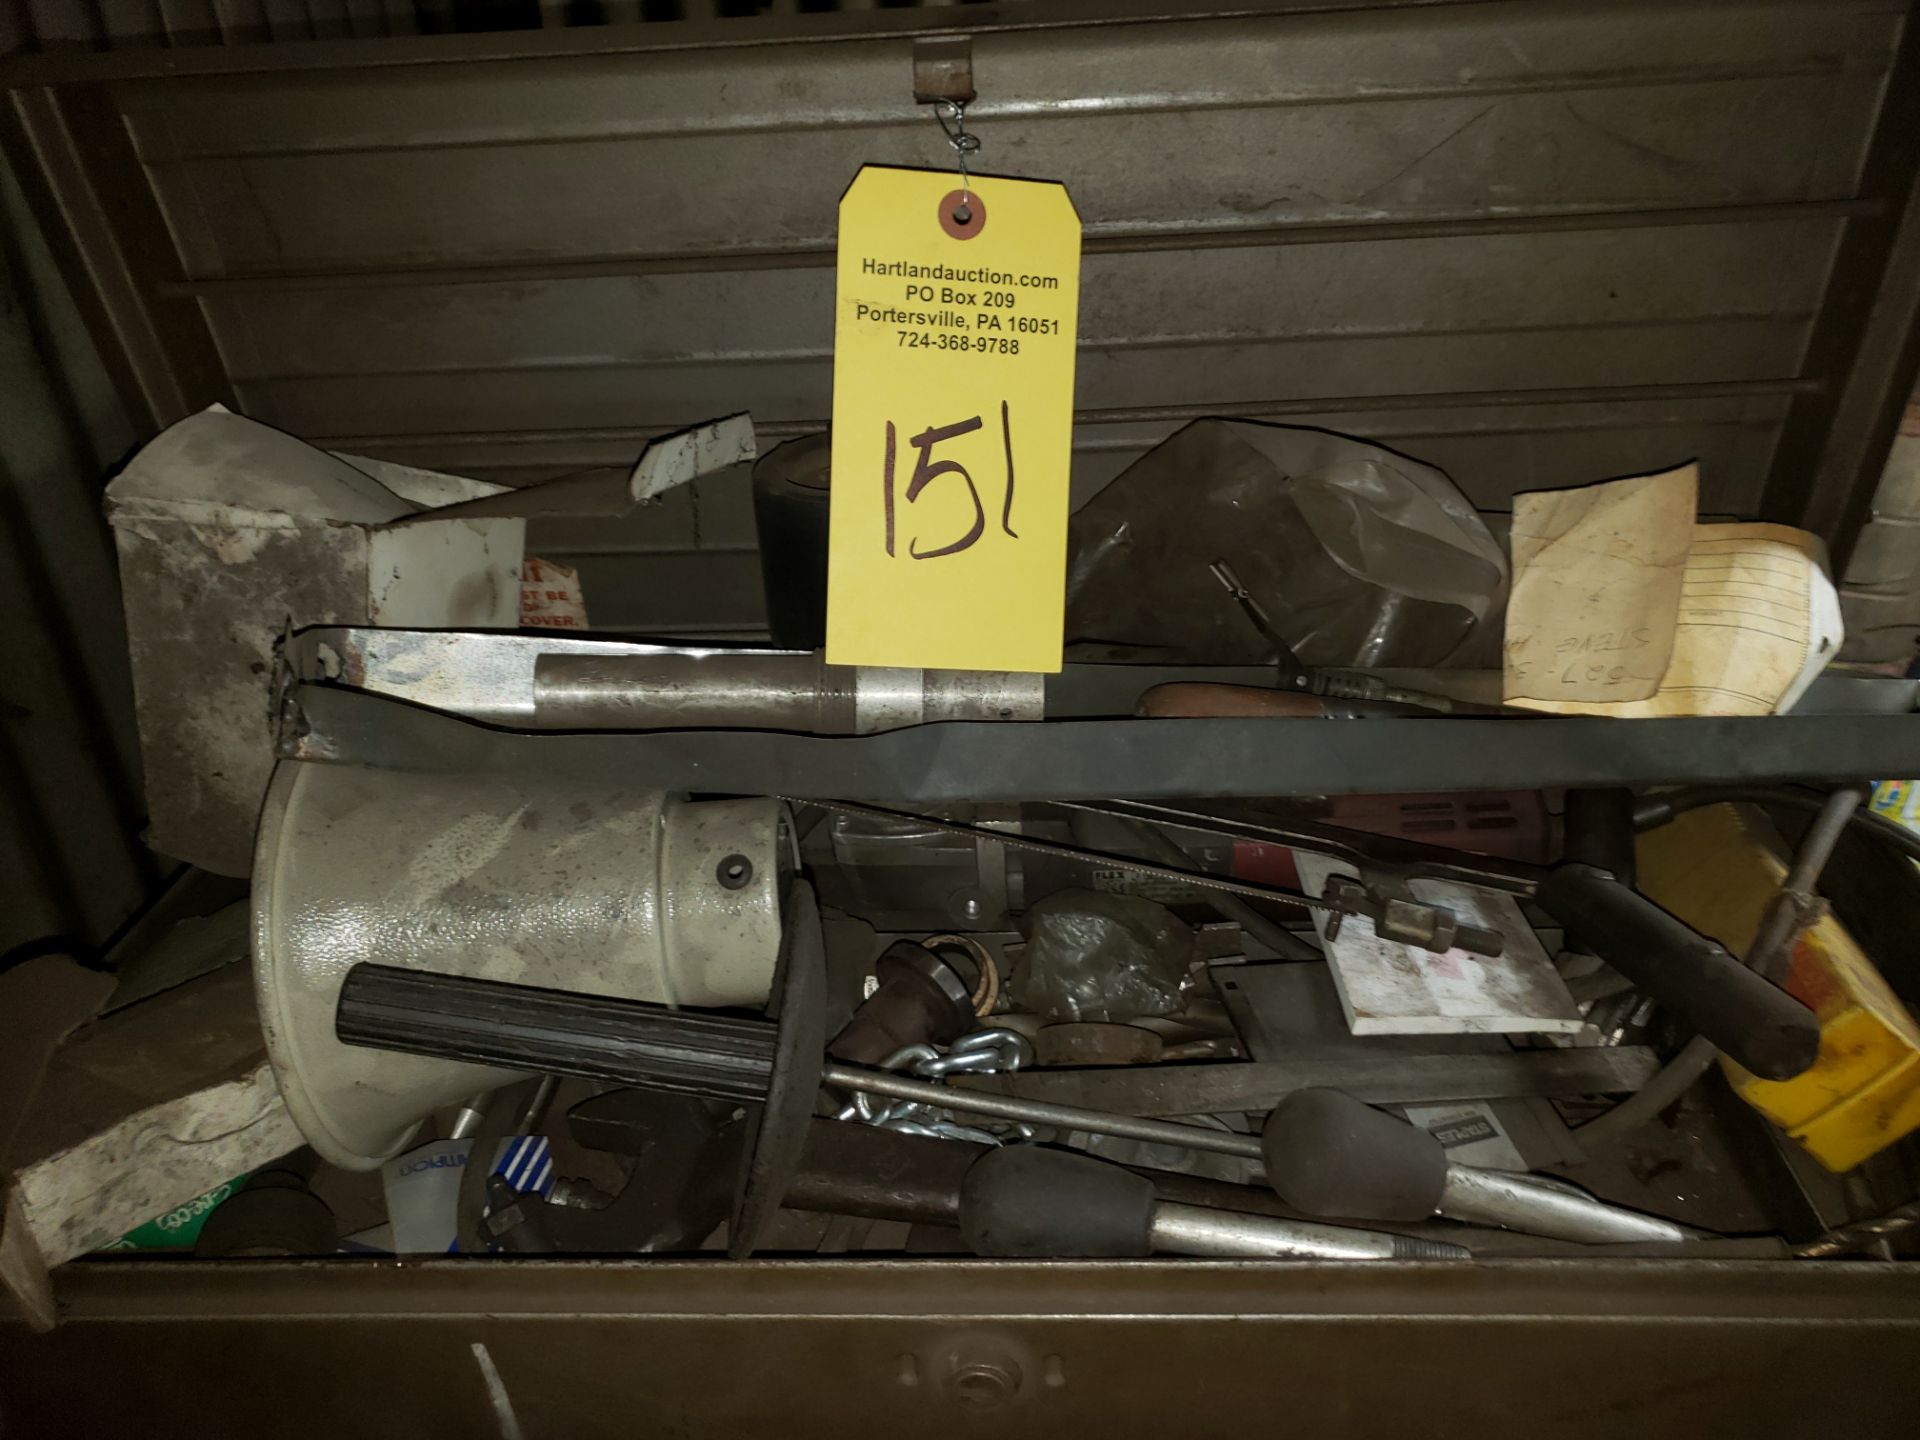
(289, 685), (1920, 801)
(20, 1256), (1920, 1323)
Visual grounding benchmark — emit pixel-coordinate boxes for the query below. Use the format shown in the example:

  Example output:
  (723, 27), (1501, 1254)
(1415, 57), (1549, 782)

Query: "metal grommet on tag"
(940, 188), (985, 240)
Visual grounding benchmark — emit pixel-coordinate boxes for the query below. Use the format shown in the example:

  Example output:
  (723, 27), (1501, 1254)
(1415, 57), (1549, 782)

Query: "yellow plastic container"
(1637, 804), (1920, 1172)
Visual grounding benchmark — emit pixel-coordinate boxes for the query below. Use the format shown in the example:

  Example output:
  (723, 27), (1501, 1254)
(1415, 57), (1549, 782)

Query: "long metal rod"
(821, 1064), (1265, 1160)
(950, 1047), (1662, 1116)
(338, 963), (1270, 1161)
(1747, 785), (1865, 982)
(1147, 1203), (1464, 1261)
(1065, 798), (1542, 894)
(513, 1075), (561, 1136)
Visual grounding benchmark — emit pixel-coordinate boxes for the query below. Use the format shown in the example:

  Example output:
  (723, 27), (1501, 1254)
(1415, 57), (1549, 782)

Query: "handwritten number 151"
(883, 401), (1017, 559)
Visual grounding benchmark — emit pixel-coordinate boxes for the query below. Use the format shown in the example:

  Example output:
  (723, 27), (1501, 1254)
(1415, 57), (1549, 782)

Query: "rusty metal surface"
(4, 1259), (1920, 1435)
(912, 34), (975, 105)
(6, 1), (1919, 635)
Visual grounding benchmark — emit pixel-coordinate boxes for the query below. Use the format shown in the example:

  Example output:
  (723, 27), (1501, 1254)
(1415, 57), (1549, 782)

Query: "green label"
(97, 1173), (250, 1252)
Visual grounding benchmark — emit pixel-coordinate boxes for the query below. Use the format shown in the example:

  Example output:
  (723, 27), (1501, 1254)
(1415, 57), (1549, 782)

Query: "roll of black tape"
(753, 434), (832, 650)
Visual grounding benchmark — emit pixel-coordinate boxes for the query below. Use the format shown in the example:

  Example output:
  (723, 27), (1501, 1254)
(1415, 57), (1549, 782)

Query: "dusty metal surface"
(287, 626), (758, 724)
(4, 1259), (1920, 1436)
(104, 410), (526, 876)
(253, 757), (783, 1168)
(5, 1), (1919, 634)
(2, 964), (299, 1278)
(115, 513), (369, 876)
(13, 1060), (298, 1264)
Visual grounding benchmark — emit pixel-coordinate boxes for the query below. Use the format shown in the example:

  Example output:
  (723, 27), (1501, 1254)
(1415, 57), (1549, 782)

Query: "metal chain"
(835, 1027), (1034, 1145)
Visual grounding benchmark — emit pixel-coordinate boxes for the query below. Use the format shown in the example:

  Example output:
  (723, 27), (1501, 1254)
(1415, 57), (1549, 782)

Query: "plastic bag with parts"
(1064, 420), (1508, 666)
(1010, 890), (1197, 1024)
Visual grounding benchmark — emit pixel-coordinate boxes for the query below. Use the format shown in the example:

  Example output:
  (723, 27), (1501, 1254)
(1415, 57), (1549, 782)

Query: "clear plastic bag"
(1065, 420), (1508, 666)
(1010, 890), (1196, 1023)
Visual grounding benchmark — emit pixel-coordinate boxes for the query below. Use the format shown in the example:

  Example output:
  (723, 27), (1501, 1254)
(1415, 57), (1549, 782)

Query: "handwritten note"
(1522, 524), (1841, 717)
(1504, 466), (1842, 717)
(1503, 464), (1696, 703)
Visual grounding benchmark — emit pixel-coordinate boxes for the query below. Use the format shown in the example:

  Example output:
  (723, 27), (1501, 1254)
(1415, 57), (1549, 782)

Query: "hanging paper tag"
(826, 167), (1081, 673)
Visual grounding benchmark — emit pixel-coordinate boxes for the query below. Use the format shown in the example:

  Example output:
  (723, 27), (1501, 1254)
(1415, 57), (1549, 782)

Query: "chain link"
(835, 1027), (1034, 1144)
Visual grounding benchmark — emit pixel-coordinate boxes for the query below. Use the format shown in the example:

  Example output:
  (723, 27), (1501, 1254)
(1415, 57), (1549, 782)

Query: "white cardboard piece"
(1295, 853), (1586, 1038)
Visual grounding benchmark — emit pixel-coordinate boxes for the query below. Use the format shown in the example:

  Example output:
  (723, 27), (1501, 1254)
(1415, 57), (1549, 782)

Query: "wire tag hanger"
(933, 99), (982, 223)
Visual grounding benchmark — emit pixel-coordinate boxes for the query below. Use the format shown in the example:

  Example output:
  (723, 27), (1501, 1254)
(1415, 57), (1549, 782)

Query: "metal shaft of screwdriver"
(822, 1063), (1265, 1159)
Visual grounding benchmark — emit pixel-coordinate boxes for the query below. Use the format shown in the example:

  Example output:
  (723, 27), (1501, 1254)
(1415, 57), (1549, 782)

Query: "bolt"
(950, 1358), (1020, 1409)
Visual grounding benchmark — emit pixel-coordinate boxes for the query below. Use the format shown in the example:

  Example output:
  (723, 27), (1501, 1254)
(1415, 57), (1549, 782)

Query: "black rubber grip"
(1533, 863), (1819, 1081)
(335, 963), (780, 1102)
(1261, 1088), (1446, 1222)
(959, 1146), (1154, 1258)
(1562, 788), (1638, 881)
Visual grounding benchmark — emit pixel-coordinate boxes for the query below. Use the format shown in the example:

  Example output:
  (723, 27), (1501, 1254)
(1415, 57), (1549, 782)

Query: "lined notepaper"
(1517, 524), (1840, 717)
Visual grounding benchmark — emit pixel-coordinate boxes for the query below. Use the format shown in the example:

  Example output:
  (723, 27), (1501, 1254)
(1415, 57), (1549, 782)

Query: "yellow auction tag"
(826, 167), (1081, 673)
